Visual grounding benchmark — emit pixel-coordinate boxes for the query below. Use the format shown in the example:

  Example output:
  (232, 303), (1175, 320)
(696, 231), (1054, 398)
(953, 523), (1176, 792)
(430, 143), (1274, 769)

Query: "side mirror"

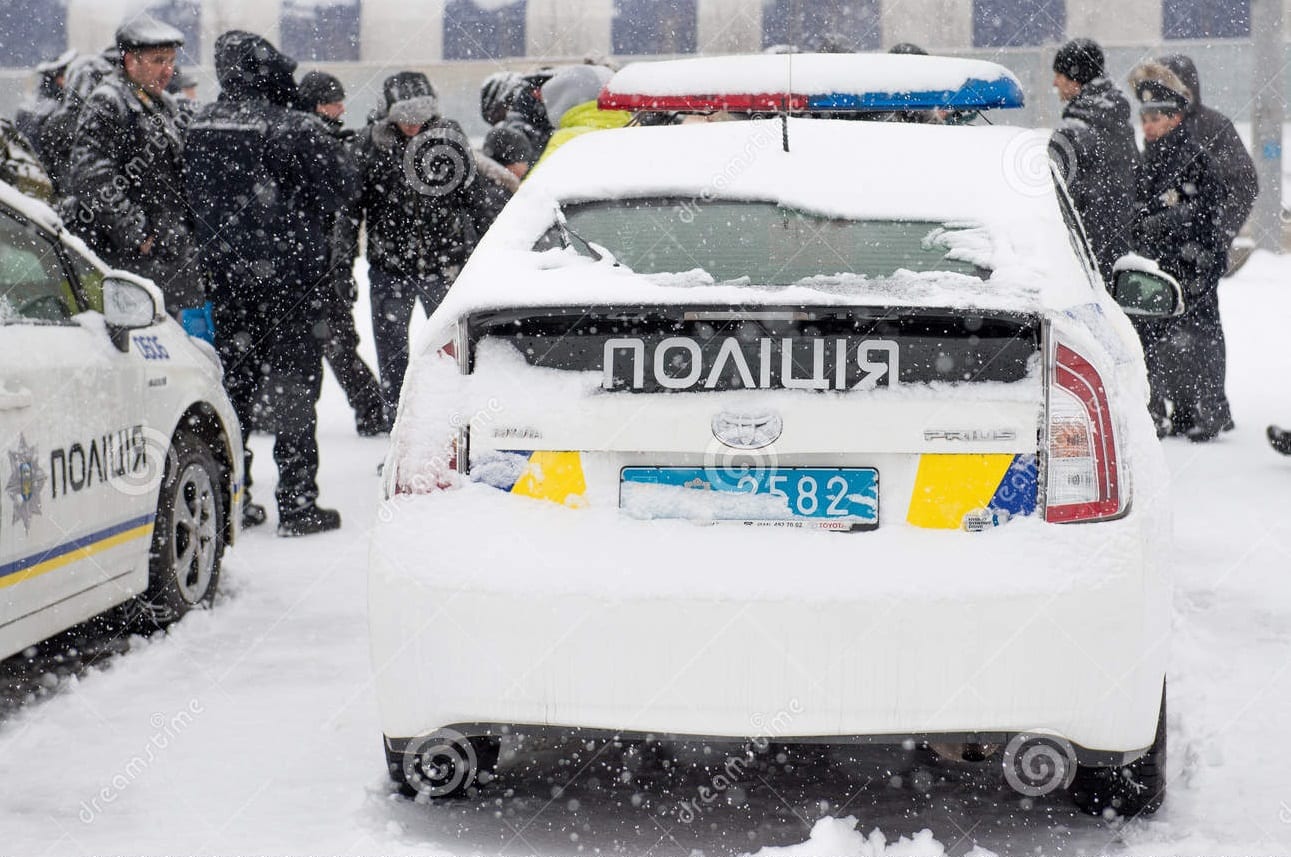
(1110, 255), (1185, 318)
(103, 276), (159, 351)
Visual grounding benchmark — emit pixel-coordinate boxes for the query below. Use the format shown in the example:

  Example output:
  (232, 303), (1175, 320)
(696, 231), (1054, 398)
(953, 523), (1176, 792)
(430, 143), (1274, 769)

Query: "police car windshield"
(540, 200), (987, 284)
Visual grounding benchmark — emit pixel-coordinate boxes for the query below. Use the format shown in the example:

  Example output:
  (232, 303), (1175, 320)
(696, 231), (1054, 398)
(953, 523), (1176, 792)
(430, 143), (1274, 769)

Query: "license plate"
(620, 467), (879, 530)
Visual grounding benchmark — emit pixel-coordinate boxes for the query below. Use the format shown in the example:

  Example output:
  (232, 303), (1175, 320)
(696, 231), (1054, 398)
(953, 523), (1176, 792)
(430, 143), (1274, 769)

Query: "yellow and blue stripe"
(906, 453), (1037, 529)
(0, 514), (155, 590)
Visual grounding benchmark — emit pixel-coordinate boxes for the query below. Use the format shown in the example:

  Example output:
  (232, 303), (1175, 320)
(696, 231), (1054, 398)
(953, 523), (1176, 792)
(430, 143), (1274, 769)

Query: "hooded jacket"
(184, 31), (357, 313)
(1050, 77), (1140, 284)
(38, 53), (114, 193)
(1158, 54), (1258, 242)
(1134, 117), (1227, 301)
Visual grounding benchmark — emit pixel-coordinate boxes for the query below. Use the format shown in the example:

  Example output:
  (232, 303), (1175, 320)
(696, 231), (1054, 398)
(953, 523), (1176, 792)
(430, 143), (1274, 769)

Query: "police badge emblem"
(6, 434), (47, 533)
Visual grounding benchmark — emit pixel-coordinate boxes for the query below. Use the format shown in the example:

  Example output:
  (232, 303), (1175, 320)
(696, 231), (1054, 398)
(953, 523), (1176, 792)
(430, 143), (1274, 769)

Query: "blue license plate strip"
(620, 466), (879, 529)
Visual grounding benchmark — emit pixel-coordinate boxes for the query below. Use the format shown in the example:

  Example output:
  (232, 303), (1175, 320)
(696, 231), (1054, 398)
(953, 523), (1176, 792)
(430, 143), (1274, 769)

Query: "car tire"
(1069, 688), (1166, 818)
(137, 431), (225, 628)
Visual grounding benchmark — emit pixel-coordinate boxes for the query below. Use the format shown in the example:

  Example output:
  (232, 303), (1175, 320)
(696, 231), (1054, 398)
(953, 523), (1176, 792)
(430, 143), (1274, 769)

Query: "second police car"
(0, 181), (241, 663)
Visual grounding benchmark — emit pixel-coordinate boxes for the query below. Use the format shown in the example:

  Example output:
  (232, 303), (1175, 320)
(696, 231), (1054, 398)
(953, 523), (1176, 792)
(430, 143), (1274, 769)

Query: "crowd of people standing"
(5, 14), (610, 536)
(5, 22), (1286, 537)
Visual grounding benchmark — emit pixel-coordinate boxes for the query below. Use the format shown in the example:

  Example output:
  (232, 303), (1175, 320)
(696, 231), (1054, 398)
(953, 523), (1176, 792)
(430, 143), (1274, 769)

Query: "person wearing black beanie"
(1049, 37), (1138, 289)
(1053, 37), (1105, 89)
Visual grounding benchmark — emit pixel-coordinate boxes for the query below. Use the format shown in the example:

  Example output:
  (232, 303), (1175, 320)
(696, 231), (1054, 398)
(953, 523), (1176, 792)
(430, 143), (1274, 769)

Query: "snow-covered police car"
(0, 181), (241, 661)
(369, 54), (1182, 817)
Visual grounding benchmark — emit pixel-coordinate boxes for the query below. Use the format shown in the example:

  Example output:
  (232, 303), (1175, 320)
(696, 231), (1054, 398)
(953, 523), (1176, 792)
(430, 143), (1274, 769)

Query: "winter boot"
(277, 503), (342, 537)
(356, 405), (391, 437)
(242, 500), (267, 529)
(1269, 425), (1291, 456)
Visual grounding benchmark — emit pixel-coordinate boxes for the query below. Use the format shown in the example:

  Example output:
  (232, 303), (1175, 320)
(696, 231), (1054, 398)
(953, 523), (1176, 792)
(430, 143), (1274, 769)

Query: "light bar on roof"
(598, 53), (1025, 114)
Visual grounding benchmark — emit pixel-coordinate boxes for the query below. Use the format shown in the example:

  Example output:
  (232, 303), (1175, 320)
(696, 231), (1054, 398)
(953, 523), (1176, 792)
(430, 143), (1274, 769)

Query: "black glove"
(1132, 213), (1169, 247)
(332, 269), (358, 304)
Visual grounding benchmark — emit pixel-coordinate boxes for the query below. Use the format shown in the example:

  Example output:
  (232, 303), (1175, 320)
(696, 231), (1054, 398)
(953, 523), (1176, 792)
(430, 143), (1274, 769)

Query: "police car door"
(0, 207), (147, 658)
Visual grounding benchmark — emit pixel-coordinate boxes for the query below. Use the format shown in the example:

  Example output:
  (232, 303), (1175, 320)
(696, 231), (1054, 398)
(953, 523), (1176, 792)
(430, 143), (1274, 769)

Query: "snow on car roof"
(436, 118), (1097, 327)
(599, 53), (1024, 112)
(0, 180), (64, 234)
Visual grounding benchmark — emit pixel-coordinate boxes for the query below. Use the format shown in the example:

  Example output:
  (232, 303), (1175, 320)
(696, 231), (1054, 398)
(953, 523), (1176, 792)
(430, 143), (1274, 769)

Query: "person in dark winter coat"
(14, 49), (75, 163)
(480, 71), (534, 178)
(1128, 62), (1230, 442)
(497, 70), (554, 163)
(351, 75), (506, 415)
(184, 31), (359, 536)
(1158, 54), (1255, 433)
(1157, 54), (1258, 250)
(297, 70), (388, 437)
(65, 16), (201, 314)
(1050, 38), (1140, 286)
(37, 52), (115, 195)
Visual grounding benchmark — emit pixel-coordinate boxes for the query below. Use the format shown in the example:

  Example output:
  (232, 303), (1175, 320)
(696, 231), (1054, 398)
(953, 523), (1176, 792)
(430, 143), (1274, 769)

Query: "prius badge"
(712, 411), (783, 450)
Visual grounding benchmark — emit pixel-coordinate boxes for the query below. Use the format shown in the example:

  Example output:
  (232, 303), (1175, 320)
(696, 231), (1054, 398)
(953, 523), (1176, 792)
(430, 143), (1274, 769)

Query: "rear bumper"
(369, 487), (1168, 755)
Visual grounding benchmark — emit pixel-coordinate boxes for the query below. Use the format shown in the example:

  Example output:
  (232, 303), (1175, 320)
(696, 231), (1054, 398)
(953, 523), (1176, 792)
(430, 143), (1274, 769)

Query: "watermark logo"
(404, 127), (476, 197)
(1002, 132), (1075, 199)
(401, 727), (479, 798)
(1001, 731), (1078, 797)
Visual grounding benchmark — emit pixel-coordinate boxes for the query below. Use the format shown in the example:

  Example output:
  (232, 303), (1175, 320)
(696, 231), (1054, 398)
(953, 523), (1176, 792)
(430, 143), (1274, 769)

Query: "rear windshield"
(538, 200), (988, 283)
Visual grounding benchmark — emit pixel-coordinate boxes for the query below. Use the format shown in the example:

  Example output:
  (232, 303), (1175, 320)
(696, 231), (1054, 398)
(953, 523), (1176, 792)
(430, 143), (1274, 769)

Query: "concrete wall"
(525, 0), (612, 59)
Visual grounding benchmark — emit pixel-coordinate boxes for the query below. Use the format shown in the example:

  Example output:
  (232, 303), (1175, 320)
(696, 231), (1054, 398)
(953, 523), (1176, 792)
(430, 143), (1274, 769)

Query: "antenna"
(782, 51), (792, 153)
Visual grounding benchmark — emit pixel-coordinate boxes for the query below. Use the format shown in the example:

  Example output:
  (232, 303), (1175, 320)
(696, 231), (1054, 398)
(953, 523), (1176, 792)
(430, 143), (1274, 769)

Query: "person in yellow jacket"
(532, 65), (631, 171)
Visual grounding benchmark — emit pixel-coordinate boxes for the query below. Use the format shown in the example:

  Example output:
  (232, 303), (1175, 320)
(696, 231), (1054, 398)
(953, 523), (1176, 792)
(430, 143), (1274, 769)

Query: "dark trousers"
(321, 298), (384, 425)
(212, 295), (325, 514)
(1134, 290), (1229, 432)
(368, 267), (450, 411)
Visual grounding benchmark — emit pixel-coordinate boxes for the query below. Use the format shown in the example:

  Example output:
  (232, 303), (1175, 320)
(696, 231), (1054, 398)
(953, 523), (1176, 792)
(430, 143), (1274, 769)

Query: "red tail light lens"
(391, 324), (469, 497)
(1046, 343), (1122, 523)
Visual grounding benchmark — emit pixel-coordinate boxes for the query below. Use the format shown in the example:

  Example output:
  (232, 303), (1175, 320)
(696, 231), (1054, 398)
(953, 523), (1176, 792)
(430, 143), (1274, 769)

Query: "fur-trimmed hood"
(1129, 61), (1193, 108)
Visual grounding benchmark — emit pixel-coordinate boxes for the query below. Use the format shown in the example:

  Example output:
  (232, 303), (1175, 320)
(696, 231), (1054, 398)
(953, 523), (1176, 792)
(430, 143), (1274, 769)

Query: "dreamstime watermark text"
(78, 699), (204, 824)
(672, 698), (803, 823)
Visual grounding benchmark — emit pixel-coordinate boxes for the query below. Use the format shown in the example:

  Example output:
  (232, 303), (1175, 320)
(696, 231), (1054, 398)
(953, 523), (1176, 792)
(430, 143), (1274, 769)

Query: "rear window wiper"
(554, 207), (625, 268)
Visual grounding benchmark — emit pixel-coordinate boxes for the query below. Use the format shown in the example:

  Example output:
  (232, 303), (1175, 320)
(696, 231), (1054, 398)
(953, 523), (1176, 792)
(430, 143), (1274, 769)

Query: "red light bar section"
(598, 90), (810, 113)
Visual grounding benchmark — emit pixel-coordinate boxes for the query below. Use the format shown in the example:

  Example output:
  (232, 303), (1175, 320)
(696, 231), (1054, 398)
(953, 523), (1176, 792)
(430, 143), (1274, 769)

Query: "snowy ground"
(2, 255), (1291, 857)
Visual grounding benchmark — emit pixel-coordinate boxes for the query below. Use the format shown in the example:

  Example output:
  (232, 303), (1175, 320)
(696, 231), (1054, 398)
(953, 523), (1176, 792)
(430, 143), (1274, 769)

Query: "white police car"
(369, 54), (1182, 817)
(0, 181), (241, 660)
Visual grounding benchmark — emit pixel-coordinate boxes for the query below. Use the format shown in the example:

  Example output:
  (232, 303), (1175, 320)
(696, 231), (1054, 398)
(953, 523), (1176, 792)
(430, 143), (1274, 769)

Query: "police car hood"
(439, 118), (1100, 321)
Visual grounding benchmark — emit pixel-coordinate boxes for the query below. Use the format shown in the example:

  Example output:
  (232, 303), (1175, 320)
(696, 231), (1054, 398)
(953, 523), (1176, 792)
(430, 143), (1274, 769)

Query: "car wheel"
(1069, 688), (1166, 818)
(137, 431), (225, 627)
(388, 732), (501, 799)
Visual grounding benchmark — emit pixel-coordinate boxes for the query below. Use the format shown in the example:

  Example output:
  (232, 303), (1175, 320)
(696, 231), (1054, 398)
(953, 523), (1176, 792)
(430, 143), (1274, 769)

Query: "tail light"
(1045, 342), (1123, 523)
(388, 325), (469, 497)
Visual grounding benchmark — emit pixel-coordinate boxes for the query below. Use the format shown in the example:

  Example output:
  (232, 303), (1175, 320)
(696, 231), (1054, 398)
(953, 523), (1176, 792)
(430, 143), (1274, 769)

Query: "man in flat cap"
(66, 13), (201, 316)
(1128, 61), (1230, 442)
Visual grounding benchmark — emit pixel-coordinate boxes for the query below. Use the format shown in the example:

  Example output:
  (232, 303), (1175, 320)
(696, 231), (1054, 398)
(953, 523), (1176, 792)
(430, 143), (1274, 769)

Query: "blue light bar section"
(806, 76), (1025, 112)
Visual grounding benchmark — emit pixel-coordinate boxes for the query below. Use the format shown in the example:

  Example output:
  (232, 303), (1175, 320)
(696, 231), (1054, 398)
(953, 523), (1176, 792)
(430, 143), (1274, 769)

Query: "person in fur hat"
(1128, 60), (1230, 442)
(1157, 53), (1252, 434)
